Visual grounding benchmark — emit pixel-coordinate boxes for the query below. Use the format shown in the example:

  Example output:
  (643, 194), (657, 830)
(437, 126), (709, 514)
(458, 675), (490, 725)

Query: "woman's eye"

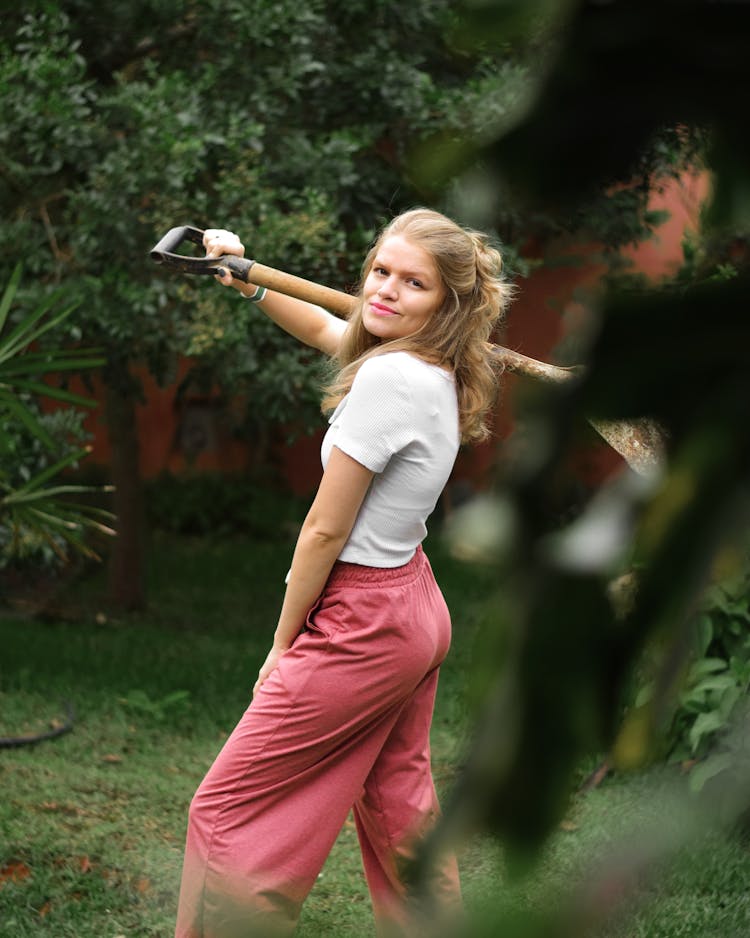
(409, 279), (423, 289)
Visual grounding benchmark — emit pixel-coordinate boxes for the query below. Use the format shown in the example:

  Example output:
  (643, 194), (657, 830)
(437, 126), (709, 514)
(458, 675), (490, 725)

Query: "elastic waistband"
(326, 545), (427, 589)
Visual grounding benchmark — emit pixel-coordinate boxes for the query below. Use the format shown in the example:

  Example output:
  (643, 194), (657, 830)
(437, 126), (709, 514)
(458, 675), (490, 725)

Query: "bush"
(144, 472), (307, 539)
(634, 546), (750, 790)
(668, 556), (750, 790)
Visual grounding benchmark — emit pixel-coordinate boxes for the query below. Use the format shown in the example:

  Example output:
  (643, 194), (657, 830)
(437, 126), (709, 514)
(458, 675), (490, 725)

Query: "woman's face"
(361, 235), (445, 341)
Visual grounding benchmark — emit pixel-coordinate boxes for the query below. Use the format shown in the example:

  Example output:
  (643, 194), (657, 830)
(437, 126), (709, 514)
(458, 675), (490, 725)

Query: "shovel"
(150, 225), (663, 474)
(150, 225), (354, 317)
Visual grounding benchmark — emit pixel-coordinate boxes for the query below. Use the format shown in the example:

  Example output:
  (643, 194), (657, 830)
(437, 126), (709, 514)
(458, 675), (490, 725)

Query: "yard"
(1, 529), (749, 937)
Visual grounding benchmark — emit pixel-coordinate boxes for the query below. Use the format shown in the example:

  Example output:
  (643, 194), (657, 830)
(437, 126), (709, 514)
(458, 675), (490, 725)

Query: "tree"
(0, 0), (518, 608)
(2, 1), (700, 611)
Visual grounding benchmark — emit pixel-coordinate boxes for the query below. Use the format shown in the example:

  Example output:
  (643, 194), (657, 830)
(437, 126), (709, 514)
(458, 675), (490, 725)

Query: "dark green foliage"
(0, 0), (517, 604)
(144, 472), (306, 538)
(435, 254), (750, 876)
(0, 267), (111, 567)
(404, 2), (750, 923)
(414, 3), (733, 254)
(0, 1), (690, 400)
(0, 0), (501, 401)
(439, 2), (745, 214)
(2, 0), (710, 609)
(661, 556), (750, 790)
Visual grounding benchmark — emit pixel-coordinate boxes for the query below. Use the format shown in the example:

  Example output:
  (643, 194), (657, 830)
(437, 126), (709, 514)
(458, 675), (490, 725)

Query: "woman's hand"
(202, 228), (347, 354)
(203, 228), (244, 287)
(252, 644), (288, 698)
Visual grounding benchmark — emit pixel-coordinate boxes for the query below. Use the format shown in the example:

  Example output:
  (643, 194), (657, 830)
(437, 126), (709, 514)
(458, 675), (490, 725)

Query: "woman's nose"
(378, 276), (397, 297)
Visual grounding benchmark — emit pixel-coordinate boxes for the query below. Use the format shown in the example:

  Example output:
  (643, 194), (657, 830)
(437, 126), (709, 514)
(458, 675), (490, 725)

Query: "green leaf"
(691, 675), (737, 697)
(717, 685), (742, 721)
(689, 752), (738, 793)
(729, 654), (750, 686)
(0, 290), (66, 358)
(10, 447), (91, 496)
(0, 394), (56, 450)
(0, 354), (105, 376)
(2, 484), (100, 506)
(689, 657), (729, 679)
(688, 711), (726, 753)
(23, 506), (81, 531)
(0, 263), (21, 334)
(9, 378), (98, 409)
(0, 302), (79, 365)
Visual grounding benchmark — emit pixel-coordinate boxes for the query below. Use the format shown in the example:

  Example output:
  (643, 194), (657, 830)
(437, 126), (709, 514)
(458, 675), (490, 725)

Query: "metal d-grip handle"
(149, 225), (255, 281)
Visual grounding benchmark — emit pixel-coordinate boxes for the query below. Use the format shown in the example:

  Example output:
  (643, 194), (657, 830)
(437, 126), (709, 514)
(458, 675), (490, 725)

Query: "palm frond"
(0, 266), (113, 565)
(0, 264), (22, 334)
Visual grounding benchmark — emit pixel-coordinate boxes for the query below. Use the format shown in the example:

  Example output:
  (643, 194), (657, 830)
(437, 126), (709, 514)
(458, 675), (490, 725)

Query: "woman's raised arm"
(203, 228), (348, 357)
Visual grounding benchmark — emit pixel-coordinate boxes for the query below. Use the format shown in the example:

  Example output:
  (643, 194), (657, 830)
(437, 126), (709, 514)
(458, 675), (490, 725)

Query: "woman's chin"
(362, 320), (387, 340)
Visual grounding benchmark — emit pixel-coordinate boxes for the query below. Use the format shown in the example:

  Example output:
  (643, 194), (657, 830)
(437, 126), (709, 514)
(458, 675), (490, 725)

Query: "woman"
(175, 208), (512, 938)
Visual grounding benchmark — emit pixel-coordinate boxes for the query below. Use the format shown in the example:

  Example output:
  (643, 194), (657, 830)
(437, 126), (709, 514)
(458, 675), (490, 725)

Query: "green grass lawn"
(1, 530), (748, 937)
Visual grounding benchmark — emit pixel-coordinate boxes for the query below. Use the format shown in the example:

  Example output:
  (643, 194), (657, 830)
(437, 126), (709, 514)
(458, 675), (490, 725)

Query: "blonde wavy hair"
(322, 208), (514, 443)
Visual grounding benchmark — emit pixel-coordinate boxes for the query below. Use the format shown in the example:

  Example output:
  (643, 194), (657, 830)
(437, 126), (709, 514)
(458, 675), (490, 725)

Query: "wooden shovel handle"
(150, 226), (663, 473)
(242, 263), (664, 472)
(239, 260), (357, 318)
(238, 260), (579, 384)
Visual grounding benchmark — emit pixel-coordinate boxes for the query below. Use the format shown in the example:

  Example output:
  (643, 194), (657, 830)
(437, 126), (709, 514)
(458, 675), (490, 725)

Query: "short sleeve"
(331, 357), (414, 473)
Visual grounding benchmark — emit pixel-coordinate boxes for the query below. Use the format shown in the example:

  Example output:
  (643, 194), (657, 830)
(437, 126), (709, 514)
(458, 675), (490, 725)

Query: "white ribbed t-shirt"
(321, 351), (460, 567)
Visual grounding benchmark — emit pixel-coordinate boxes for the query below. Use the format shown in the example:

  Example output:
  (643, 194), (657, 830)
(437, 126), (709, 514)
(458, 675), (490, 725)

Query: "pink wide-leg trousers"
(175, 546), (461, 938)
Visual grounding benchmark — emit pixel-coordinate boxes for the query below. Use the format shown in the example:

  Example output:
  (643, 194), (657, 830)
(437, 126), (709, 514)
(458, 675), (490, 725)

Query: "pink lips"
(370, 302), (398, 316)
